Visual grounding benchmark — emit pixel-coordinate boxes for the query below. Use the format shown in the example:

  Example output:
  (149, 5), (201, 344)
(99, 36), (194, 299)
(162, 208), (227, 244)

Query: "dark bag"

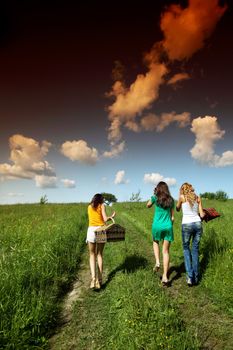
(202, 207), (220, 222)
(95, 218), (126, 243)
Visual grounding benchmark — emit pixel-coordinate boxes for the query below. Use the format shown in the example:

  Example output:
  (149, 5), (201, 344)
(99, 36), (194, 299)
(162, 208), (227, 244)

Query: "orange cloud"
(107, 62), (167, 143)
(161, 0), (227, 61)
(167, 73), (190, 86)
(141, 112), (191, 131)
(108, 63), (168, 121)
(105, 0), (227, 155)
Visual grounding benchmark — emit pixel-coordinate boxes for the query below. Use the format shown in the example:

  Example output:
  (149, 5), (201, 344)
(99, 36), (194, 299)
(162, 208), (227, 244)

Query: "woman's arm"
(176, 195), (184, 212)
(101, 204), (116, 223)
(197, 196), (205, 218)
(171, 208), (175, 222)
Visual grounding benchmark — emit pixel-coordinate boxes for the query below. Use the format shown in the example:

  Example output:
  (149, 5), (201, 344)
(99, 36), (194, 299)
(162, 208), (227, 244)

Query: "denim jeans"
(182, 221), (202, 283)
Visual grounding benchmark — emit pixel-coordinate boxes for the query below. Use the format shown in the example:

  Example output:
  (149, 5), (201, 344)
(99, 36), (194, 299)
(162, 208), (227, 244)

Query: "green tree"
(200, 192), (216, 200)
(215, 190), (228, 201)
(130, 190), (142, 202)
(40, 195), (48, 204)
(101, 192), (117, 204)
(200, 190), (228, 201)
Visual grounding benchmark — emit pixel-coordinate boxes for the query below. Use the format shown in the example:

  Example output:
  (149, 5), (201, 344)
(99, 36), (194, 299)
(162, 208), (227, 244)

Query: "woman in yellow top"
(87, 193), (115, 289)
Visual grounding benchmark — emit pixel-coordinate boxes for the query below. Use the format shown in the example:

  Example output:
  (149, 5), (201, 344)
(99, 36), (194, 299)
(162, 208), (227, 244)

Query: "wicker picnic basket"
(202, 207), (220, 222)
(95, 218), (126, 243)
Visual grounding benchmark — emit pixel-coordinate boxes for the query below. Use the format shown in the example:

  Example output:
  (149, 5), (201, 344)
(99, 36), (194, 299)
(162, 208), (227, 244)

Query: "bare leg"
(153, 240), (160, 270)
(162, 240), (170, 282)
(88, 242), (96, 287)
(96, 243), (105, 284)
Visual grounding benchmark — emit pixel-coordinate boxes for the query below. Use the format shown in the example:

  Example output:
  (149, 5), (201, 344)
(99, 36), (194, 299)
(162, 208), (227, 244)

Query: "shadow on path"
(101, 254), (148, 289)
(168, 261), (185, 285)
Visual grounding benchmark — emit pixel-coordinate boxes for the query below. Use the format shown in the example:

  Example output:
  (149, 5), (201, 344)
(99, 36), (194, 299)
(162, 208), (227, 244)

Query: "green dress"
(151, 195), (174, 242)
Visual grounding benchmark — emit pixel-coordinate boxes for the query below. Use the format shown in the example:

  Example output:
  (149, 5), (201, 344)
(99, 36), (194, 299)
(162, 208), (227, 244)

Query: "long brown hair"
(154, 181), (174, 209)
(180, 183), (197, 207)
(90, 193), (104, 209)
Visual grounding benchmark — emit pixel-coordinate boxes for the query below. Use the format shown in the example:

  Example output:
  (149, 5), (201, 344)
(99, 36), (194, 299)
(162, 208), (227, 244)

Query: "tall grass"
(199, 200), (233, 316)
(0, 204), (87, 349)
(1, 200), (232, 349)
(115, 200), (233, 316)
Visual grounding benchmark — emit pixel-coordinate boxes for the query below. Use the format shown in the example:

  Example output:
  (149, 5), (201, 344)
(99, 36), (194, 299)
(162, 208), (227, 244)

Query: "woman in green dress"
(147, 181), (174, 285)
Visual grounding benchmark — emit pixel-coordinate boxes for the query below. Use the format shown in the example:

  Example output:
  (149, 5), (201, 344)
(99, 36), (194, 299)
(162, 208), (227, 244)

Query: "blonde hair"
(180, 182), (197, 207)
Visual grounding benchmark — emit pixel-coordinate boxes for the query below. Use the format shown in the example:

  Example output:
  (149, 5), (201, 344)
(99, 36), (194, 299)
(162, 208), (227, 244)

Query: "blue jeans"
(182, 222), (202, 283)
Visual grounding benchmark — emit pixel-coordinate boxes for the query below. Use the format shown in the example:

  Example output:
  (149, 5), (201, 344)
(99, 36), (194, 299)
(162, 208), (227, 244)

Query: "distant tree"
(215, 190), (228, 201)
(200, 190), (228, 201)
(130, 190), (142, 202)
(200, 192), (216, 200)
(101, 192), (117, 204)
(40, 195), (48, 204)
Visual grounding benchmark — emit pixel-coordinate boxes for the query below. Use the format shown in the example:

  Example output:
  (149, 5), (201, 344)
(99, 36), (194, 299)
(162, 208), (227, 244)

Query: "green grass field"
(0, 200), (232, 349)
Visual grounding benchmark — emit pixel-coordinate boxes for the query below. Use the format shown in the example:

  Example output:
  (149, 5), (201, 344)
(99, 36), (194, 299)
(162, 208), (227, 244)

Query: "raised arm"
(147, 199), (153, 208)
(101, 203), (116, 223)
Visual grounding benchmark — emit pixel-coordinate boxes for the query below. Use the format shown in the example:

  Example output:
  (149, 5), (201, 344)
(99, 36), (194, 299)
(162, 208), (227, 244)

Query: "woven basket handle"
(109, 217), (115, 224)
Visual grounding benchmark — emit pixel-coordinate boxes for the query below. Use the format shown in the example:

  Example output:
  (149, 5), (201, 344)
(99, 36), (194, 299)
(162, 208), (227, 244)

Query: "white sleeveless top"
(181, 201), (201, 224)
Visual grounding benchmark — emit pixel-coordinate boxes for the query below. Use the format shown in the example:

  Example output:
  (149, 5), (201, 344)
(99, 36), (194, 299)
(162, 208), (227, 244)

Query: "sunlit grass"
(0, 204), (87, 349)
(0, 199), (232, 349)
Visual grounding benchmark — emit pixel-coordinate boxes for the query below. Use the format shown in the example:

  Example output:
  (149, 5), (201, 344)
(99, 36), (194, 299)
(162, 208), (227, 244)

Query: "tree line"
(200, 190), (228, 201)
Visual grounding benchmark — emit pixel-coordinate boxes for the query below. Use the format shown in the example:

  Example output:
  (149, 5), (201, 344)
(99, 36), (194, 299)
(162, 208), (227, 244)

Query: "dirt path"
(49, 254), (91, 349)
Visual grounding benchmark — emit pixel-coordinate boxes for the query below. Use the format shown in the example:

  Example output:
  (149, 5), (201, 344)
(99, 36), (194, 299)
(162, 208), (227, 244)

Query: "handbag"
(202, 207), (220, 222)
(95, 218), (126, 243)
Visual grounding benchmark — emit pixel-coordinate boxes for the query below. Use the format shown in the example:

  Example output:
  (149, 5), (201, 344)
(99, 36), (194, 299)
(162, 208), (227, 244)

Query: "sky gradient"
(0, 0), (233, 204)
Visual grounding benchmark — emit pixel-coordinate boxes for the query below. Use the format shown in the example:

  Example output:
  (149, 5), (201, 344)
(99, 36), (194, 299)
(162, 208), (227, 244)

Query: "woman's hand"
(147, 200), (153, 208)
(111, 211), (116, 218)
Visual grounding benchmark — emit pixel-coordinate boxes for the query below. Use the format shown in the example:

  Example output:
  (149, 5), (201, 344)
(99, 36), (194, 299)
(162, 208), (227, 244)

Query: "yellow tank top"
(88, 204), (105, 226)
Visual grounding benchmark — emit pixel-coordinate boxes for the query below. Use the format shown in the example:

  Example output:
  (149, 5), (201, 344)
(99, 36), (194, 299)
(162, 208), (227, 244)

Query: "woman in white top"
(176, 183), (205, 286)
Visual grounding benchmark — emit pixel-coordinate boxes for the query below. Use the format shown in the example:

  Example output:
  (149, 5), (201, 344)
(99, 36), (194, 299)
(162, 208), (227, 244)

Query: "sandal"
(90, 278), (96, 289)
(153, 264), (160, 273)
(95, 279), (101, 290)
(98, 274), (103, 286)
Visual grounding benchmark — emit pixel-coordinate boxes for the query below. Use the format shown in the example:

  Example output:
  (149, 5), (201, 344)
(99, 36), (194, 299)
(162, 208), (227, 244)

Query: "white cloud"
(61, 179), (76, 188)
(103, 141), (125, 158)
(7, 192), (24, 197)
(190, 116), (233, 167)
(144, 173), (176, 186)
(0, 134), (54, 180)
(60, 140), (99, 165)
(114, 170), (129, 185)
(35, 175), (57, 188)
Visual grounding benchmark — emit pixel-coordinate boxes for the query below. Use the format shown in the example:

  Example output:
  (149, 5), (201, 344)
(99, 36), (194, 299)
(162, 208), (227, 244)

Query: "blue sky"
(0, 0), (233, 204)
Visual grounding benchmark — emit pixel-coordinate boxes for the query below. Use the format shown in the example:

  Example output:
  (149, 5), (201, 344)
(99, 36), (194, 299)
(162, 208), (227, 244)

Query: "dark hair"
(154, 181), (174, 209)
(90, 193), (104, 209)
